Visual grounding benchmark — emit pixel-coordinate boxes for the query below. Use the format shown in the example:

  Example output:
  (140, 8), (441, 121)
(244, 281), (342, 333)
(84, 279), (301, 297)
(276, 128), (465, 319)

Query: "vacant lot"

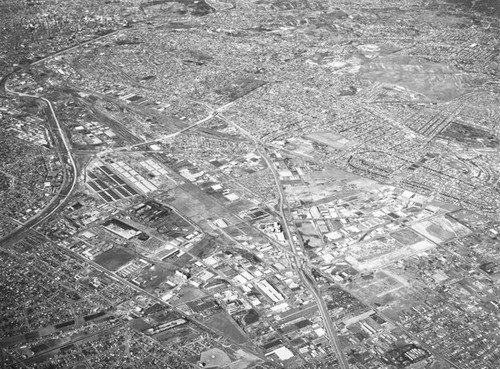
(94, 247), (135, 271)
(390, 228), (423, 246)
(411, 217), (470, 244)
(205, 312), (248, 344)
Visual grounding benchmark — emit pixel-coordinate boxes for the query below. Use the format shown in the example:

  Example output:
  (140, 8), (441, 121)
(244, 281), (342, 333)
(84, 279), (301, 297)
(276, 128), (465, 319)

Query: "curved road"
(0, 26), (129, 245)
(0, 86), (78, 246)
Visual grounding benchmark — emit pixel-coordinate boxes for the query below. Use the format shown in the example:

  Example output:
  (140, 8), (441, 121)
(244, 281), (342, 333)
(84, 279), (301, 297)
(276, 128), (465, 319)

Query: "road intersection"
(218, 112), (350, 369)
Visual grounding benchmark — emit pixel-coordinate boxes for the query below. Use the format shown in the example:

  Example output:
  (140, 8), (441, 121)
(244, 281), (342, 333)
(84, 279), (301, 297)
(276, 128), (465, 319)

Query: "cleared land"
(390, 228), (424, 246)
(411, 217), (471, 244)
(205, 312), (248, 344)
(94, 247), (135, 271)
(359, 55), (479, 101)
(306, 132), (355, 149)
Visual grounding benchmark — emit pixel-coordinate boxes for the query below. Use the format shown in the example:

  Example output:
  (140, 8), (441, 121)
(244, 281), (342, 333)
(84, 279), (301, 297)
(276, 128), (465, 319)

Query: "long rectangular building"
(257, 280), (284, 303)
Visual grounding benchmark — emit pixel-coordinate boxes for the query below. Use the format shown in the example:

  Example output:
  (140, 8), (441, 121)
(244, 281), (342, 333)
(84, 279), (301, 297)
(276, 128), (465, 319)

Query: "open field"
(285, 167), (379, 205)
(199, 348), (232, 368)
(205, 312), (248, 345)
(390, 228), (424, 246)
(306, 132), (355, 149)
(172, 286), (207, 306)
(94, 247), (135, 271)
(438, 122), (500, 148)
(360, 55), (479, 101)
(167, 184), (239, 228)
(189, 236), (218, 259)
(411, 216), (471, 244)
(296, 220), (323, 247)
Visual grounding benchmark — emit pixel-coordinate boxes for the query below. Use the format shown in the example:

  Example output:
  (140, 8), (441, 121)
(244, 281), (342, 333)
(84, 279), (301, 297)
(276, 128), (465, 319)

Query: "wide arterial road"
(265, 151), (350, 369)
(0, 86), (78, 247)
(218, 113), (350, 369)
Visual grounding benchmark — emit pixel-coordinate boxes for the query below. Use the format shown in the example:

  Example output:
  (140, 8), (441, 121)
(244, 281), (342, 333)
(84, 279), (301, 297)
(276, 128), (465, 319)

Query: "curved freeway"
(0, 86), (78, 246)
(0, 26), (129, 245)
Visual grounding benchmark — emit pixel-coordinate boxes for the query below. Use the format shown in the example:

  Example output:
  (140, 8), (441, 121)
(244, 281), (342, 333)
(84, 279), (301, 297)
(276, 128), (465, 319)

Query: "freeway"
(0, 86), (78, 246)
(0, 28), (127, 245)
(217, 113), (350, 368)
(262, 149), (350, 369)
(301, 270), (349, 368)
(0, 21), (222, 244)
(316, 267), (463, 369)
(0, 20), (346, 364)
